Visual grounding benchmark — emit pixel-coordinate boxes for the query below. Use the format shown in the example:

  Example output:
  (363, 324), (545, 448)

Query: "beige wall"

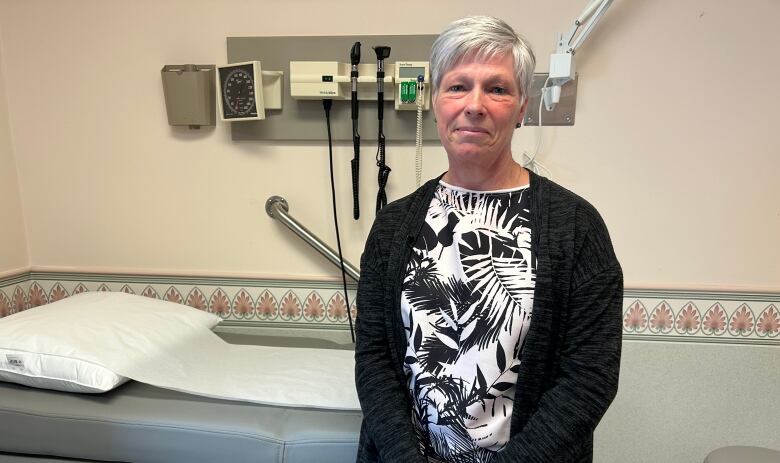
(0, 26), (29, 273)
(596, 341), (780, 462)
(0, 0), (777, 289)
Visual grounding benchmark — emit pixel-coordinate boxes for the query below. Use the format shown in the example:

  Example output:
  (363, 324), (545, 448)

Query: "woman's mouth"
(455, 126), (489, 135)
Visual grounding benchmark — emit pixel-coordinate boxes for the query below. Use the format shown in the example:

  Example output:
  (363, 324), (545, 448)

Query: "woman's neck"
(442, 157), (529, 191)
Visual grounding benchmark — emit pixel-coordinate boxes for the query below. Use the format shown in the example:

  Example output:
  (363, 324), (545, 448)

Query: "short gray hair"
(430, 16), (536, 102)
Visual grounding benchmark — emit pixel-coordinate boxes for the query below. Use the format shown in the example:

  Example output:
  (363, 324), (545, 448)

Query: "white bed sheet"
(109, 329), (360, 411)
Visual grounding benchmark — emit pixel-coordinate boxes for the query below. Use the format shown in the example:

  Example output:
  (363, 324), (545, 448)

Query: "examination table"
(0, 333), (362, 463)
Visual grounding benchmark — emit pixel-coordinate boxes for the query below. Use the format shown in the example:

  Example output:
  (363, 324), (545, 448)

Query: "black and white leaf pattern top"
(401, 181), (535, 463)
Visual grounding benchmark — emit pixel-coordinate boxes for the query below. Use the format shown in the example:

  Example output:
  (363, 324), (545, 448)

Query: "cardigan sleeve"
(493, 207), (624, 463)
(354, 230), (428, 463)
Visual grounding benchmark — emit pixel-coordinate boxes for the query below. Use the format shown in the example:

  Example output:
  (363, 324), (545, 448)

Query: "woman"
(355, 16), (623, 463)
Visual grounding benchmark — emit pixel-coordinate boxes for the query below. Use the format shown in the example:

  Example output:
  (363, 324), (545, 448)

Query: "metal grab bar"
(265, 196), (360, 282)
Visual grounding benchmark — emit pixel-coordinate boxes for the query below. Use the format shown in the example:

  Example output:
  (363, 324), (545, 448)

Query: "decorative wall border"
(1, 271), (778, 345)
(621, 289), (778, 346)
(0, 271), (357, 329)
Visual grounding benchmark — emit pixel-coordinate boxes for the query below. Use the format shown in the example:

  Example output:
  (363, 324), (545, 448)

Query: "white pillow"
(0, 291), (221, 393)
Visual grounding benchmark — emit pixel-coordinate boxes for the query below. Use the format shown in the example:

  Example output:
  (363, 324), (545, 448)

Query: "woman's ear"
(516, 95), (529, 128)
(431, 92), (438, 123)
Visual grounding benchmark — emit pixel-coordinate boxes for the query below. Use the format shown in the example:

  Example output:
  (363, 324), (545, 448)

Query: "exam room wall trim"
(1, 270), (778, 346)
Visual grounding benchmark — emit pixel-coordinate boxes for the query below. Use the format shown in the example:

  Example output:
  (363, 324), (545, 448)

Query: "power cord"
(323, 99), (355, 343)
(521, 76), (553, 178)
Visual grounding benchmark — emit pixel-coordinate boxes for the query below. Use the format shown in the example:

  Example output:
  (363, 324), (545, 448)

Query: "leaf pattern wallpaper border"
(0, 271), (777, 346)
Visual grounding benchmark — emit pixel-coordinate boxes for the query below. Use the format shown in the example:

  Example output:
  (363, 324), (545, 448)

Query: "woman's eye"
(491, 87), (507, 95)
(447, 84), (465, 92)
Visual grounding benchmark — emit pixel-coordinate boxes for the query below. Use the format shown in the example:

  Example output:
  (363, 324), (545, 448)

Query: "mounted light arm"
(543, 0), (613, 111)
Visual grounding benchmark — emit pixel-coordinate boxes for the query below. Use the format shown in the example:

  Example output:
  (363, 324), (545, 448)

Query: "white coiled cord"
(415, 80), (425, 187)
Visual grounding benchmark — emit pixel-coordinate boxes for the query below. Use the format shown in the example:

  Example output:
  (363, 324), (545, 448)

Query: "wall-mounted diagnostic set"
(288, 59), (430, 111)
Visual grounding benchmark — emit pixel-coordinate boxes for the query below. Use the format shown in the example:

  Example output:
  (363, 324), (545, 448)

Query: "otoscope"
(350, 42), (361, 220)
(374, 45), (391, 213)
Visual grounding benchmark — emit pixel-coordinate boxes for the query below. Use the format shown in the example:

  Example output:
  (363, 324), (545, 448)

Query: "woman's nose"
(464, 90), (485, 117)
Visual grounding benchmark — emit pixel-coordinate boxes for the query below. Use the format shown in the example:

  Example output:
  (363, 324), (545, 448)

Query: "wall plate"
(524, 73), (578, 126)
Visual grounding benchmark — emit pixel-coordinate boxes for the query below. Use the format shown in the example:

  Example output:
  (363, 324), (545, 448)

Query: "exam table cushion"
(0, 380), (362, 463)
(0, 292), (220, 393)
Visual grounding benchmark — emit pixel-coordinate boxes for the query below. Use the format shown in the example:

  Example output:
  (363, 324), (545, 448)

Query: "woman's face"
(433, 53), (527, 169)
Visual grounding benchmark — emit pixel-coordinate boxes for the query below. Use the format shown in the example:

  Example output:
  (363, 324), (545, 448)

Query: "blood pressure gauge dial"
(217, 61), (265, 121)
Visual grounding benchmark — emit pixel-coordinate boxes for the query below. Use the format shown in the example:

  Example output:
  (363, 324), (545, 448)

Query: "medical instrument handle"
(350, 41), (361, 66)
(350, 90), (360, 220)
(351, 42), (361, 120)
(350, 41), (362, 219)
(374, 46), (391, 121)
(351, 126), (360, 219)
(376, 72), (385, 121)
(266, 196), (360, 282)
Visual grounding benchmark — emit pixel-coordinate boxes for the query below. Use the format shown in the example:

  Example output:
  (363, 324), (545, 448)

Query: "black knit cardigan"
(354, 171), (623, 463)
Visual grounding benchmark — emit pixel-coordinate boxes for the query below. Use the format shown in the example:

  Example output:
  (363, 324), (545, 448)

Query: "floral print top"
(401, 181), (536, 463)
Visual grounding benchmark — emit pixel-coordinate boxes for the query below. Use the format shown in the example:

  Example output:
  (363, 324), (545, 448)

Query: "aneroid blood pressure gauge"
(217, 61), (265, 121)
